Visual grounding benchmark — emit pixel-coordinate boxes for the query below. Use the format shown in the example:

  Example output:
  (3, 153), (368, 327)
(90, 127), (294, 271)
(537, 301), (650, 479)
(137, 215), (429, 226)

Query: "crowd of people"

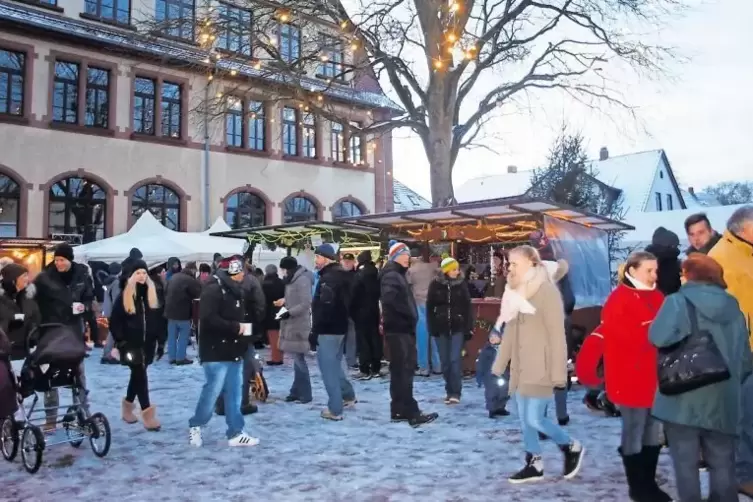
(1, 204), (753, 500)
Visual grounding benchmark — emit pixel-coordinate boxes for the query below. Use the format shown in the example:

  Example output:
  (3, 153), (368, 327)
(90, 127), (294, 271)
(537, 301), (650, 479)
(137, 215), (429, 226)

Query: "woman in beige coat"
(492, 245), (584, 484)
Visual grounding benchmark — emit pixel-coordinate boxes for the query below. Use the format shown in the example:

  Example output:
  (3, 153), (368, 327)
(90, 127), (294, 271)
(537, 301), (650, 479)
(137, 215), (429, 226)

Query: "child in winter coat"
(475, 326), (510, 418)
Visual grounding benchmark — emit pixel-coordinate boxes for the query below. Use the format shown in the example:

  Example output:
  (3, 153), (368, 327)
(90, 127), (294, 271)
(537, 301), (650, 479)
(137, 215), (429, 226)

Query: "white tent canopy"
(74, 212), (245, 266)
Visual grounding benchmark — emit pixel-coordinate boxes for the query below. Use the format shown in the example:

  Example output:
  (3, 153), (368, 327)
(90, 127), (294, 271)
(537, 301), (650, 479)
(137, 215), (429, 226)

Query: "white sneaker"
(228, 432), (259, 447)
(189, 426), (203, 447)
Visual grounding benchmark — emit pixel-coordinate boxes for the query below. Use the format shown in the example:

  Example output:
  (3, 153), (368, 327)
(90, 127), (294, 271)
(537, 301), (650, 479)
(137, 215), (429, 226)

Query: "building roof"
(680, 188), (721, 208)
(393, 180), (431, 211)
(455, 149), (685, 213)
(0, 1), (402, 112)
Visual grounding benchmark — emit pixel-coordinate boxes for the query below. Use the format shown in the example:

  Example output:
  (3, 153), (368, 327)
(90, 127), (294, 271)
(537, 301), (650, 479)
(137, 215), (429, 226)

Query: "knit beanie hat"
(129, 259), (148, 276)
(219, 256), (244, 276)
(53, 243), (75, 263)
(388, 240), (410, 261)
(314, 244), (338, 261)
(440, 257), (459, 274)
(279, 256), (298, 271)
(0, 262), (28, 284)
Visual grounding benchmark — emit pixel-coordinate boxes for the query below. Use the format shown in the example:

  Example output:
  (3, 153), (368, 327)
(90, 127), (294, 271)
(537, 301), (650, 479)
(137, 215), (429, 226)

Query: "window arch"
(225, 191), (267, 229)
(283, 196), (317, 223)
(333, 200), (364, 219)
(131, 183), (181, 230)
(48, 176), (107, 243)
(0, 173), (20, 237)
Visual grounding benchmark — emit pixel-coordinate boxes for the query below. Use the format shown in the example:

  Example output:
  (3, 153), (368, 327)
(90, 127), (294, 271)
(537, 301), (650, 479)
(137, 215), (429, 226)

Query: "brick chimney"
(599, 147), (609, 161)
(507, 165), (517, 173)
(688, 187), (695, 196)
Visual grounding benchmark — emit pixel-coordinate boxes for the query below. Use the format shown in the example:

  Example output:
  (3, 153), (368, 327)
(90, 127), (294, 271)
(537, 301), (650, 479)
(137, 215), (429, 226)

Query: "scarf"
(494, 265), (550, 329)
(624, 271), (655, 291)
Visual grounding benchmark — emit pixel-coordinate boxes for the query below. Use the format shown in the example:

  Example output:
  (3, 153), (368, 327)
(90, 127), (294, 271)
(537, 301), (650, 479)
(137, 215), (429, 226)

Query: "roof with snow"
(455, 149), (686, 213)
(623, 204), (743, 246)
(393, 180), (432, 211)
(0, 1), (402, 112)
(680, 188), (721, 208)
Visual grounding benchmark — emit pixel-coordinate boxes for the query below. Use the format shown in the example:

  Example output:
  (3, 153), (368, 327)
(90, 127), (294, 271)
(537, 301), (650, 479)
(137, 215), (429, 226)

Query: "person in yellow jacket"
(708, 205), (753, 497)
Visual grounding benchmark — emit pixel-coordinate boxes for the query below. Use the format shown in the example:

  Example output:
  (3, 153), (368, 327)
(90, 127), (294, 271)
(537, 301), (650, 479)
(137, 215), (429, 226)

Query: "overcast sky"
(356, 0), (753, 200)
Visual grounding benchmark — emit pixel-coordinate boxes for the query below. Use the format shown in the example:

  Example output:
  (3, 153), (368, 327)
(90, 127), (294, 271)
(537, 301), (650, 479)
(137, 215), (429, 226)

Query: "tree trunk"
(424, 99), (455, 207)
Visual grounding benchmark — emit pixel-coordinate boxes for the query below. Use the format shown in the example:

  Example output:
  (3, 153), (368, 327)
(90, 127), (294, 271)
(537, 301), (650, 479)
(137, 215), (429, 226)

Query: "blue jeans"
(416, 305), (440, 372)
(290, 352), (312, 402)
(516, 394), (571, 454)
(167, 319), (191, 362)
(316, 334), (356, 416)
(189, 361), (245, 439)
(436, 333), (464, 397)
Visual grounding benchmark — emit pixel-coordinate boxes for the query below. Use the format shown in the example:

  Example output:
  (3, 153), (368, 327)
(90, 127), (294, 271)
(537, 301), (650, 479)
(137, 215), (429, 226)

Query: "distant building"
(680, 187), (721, 208)
(393, 180), (431, 211)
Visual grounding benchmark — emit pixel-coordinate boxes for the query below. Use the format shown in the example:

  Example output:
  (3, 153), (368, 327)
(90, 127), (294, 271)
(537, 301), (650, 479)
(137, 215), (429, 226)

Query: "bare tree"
(131, 0), (682, 205)
(703, 181), (753, 206)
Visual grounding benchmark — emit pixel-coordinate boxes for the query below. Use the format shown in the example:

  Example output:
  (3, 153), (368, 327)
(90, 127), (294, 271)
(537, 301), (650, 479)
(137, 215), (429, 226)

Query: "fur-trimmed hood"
(543, 259), (569, 283)
(0, 282), (36, 300)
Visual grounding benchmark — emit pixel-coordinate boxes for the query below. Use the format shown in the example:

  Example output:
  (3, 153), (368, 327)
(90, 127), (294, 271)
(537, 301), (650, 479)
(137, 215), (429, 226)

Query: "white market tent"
(74, 212), (245, 266)
(622, 204), (747, 252)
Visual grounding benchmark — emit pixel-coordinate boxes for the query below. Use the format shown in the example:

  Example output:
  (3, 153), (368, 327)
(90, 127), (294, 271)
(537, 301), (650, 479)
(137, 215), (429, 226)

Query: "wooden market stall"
(0, 238), (66, 279)
(339, 196), (633, 373)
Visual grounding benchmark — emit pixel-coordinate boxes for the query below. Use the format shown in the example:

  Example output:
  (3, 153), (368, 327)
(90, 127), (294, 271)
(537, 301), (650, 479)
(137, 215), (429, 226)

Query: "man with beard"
(189, 256), (258, 447)
(350, 250), (382, 380)
(380, 241), (438, 428)
(684, 212), (722, 256)
(33, 243), (94, 430)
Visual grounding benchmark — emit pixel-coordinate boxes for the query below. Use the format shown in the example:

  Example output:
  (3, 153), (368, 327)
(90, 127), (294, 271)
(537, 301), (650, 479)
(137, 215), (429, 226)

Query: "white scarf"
(494, 266), (545, 329)
(625, 271), (656, 291)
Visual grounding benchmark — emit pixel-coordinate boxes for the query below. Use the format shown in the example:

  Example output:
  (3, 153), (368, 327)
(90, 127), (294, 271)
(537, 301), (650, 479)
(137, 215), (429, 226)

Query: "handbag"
(657, 297), (731, 396)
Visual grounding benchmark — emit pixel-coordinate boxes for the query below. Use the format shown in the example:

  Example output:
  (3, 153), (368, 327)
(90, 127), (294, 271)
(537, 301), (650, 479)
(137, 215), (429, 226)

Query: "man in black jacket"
(33, 243), (94, 430)
(341, 253), (358, 370)
(261, 264), (285, 365)
(380, 241), (437, 428)
(350, 250), (382, 380)
(164, 261), (202, 365)
(189, 256), (258, 448)
(311, 244), (356, 421)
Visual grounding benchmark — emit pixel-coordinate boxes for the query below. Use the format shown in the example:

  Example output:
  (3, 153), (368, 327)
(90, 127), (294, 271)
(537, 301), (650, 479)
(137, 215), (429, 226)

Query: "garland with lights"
(245, 227), (380, 252)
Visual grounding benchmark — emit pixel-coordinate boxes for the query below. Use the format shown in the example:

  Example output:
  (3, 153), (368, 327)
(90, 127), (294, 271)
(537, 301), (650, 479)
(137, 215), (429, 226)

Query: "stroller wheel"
(62, 407), (86, 448)
(1, 417), (19, 461)
(87, 412), (111, 458)
(20, 425), (44, 474)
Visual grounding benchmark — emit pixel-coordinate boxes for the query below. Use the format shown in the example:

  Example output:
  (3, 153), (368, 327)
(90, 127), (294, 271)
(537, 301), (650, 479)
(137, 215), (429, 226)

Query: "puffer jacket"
(0, 283), (40, 360)
(709, 230), (753, 346)
(426, 272), (473, 337)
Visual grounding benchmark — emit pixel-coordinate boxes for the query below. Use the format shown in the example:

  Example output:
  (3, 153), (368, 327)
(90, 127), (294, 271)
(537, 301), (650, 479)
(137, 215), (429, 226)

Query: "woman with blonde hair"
(491, 245), (584, 483)
(109, 260), (165, 431)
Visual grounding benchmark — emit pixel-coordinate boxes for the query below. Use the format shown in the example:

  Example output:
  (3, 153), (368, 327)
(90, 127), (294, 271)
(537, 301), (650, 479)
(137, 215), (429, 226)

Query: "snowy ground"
(1, 347), (728, 501)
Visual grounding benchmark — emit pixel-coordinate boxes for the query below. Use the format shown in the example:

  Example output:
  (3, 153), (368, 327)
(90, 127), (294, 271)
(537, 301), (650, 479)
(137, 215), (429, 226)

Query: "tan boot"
(141, 406), (161, 431)
(121, 399), (138, 424)
(739, 482), (753, 497)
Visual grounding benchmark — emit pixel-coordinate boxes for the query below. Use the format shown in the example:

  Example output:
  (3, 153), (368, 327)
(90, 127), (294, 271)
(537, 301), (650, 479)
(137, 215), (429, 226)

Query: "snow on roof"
(455, 170), (534, 203)
(0, 1), (402, 112)
(393, 180), (431, 211)
(623, 204), (744, 245)
(680, 188), (721, 208)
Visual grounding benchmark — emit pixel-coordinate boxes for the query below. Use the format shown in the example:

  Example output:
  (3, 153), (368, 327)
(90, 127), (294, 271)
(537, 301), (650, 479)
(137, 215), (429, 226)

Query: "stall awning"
(0, 238), (67, 249)
(211, 220), (384, 248)
(339, 196), (634, 232)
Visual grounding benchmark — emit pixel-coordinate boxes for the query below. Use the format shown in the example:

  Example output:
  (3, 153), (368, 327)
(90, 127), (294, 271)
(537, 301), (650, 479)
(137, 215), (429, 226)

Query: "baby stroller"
(0, 323), (111, 474)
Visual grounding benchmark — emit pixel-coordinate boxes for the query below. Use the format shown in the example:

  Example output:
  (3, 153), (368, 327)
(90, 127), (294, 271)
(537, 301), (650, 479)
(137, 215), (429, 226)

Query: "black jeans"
(126, 365), (150, 410)
(386, 333), (419, 418)
(356, 321), (383, 374)
(436, 333), (463, 398)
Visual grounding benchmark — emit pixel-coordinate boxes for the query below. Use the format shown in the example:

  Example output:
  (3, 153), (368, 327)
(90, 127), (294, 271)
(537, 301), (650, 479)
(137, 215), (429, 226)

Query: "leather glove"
(308, 331), (318, 351)
(279, 311), (291, 320)
(156, 344), (165, 361)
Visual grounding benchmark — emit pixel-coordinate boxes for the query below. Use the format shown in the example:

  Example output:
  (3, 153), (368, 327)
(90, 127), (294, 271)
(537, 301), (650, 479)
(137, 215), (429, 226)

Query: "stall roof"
(212, 220), (383, 241)
(0, 238), (68, 248)
(339, 196), (634, 232)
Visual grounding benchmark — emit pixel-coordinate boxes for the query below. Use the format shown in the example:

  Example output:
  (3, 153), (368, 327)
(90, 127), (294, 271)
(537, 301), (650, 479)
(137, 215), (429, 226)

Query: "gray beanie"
(265, 264), (278, 275)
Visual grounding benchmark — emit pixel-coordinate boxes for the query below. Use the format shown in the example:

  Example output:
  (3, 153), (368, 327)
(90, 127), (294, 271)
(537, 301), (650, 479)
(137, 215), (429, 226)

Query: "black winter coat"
(0, 284), (41, 360)
(241, 274), (266, 326)
(198, 273), (246, 362)
(426, 273), (473, 338)
(164, 269), (202, 320)
(311, 263), (350, 336)
(33, 262), (94, 336)
(379, 261), (417, 335)
(350, 261), (381, 327)
(261, 273), (285, 331)
(149, 273), (168, 340)
(109, 283), (165, 366)
(645, 244), (682, 296)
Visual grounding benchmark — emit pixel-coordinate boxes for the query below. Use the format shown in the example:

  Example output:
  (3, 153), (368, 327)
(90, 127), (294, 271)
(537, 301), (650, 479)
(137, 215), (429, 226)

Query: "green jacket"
(650, 282), (753, 435)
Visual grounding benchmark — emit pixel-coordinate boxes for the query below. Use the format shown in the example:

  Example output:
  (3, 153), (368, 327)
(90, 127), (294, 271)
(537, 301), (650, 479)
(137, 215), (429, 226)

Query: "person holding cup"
(33, 243), (94, 431)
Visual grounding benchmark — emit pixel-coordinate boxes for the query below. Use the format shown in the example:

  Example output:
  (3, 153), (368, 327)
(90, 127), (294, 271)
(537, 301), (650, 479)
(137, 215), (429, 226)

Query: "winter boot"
(141, 406), (161, 431)
(620, 448), (649, 501)
(408, 412), (438, 428)
(640, 445), (673, 501)
(121, 399), (138, 424)
(559, 439), (585, 479)
(508, 452), (544, 484)
(241, 403), (258, 415)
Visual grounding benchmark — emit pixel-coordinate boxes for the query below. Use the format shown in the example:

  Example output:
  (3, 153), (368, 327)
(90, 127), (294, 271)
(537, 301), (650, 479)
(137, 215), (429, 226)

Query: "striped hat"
(440, 257), (459, 274)
(388, 240), (410, 261)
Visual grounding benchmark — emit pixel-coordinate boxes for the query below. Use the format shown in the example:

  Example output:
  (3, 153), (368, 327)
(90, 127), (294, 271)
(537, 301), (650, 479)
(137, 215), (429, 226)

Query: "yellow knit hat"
(440, 257), (459, 274)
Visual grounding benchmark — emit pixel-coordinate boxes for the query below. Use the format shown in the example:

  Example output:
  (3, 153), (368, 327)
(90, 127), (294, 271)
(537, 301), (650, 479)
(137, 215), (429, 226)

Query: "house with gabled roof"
(393, 179), (432, 211)
(456, 148), (688, 214)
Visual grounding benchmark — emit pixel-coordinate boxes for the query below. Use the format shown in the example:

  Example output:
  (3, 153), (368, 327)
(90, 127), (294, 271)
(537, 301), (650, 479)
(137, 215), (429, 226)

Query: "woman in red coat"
(599, 251), (671, 502)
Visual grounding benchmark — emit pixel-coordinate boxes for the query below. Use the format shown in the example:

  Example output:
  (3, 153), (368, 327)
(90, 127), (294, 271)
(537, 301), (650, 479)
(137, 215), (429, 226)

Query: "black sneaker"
(391, 413), (409, 422)
(266, 361), (283, 366)
(538, 432), (549, 440)
(241, 404), (258, 415)
(355, 372), (373, 381)
(558, 415), (570, 426)
(583, 392), (601, 412)
(560, 440), (585, 479)
(175, 359), (194, 366)
(409, 412), (438, 428)
(508, 453), (544, 484)
(489, 408), (510, 418)
(284, 395), (299, 402)
(699, 459), (708, 472)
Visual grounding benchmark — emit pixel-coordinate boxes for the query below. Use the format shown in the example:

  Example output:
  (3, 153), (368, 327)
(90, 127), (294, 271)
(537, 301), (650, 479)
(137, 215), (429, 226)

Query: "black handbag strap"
(682, 295), (700, 337)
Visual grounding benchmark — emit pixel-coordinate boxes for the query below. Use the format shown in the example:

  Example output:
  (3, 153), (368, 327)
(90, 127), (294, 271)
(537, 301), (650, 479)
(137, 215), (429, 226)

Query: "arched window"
(283, 196), (317, 223)
(131, 183), (181, 230)
(0, 174), (20, 237)
(333, 200), (363, 219)
(48, 176), (107, 243)
(225, 191), (266, 229)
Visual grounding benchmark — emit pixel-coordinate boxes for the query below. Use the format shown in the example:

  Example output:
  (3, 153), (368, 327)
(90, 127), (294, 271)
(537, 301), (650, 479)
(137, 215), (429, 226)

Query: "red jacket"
(600, 282), (664, 408)
(575, 329), (604, 388)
